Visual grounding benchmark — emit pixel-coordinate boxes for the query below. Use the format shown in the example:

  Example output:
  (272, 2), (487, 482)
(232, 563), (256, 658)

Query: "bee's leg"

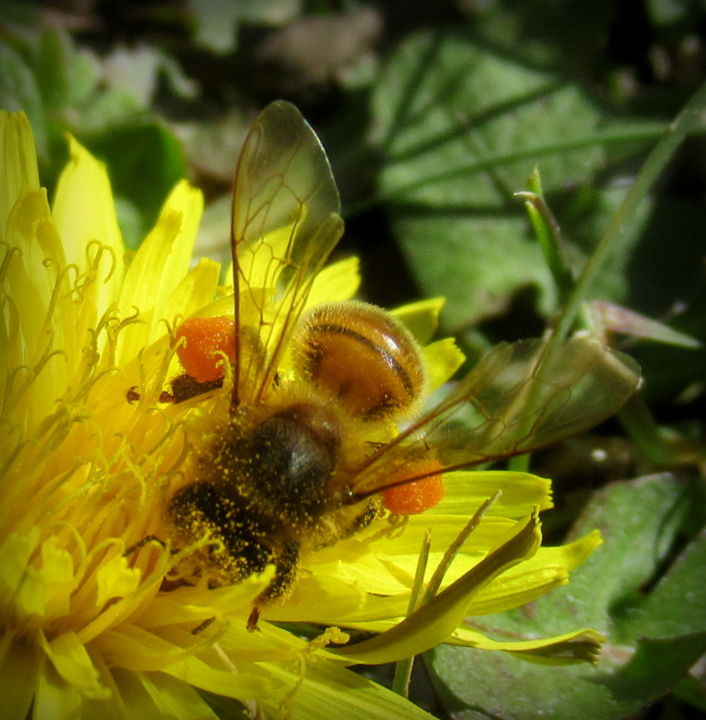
(191, 617), (216, 635)
(124, 534), (166, 556)
(343, 499), (380, 537)
(126, 374), (223, 405)
(247, 541), (299, 632)
(167, 374), (224, 403)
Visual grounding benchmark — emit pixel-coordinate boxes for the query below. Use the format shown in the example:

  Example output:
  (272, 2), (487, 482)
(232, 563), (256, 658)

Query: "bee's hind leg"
(247, 541), (299, 632)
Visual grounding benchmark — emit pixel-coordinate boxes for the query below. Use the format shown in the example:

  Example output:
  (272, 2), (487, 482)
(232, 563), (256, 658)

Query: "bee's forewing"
(352, 335), (641, 495)
(230, 101), (343, 407)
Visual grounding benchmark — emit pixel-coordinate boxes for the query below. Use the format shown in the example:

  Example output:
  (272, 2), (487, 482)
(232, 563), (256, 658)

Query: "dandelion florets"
(0, 108), (612, 719)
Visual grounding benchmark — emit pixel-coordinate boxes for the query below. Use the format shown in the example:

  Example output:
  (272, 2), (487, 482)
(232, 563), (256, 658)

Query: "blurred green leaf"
(369, 30), (663, 332)
(73, 87), (144, 136)
(430, 633), (706, 720)
(646, 0), (699, 26)
(101, 45), (197, 106)
(0, 0), (41, 25)
(674, 672), (706, 713)
(35, 25), (71, 112)
(187, 0), (300, 53)
(388, 213), (554, 336)
(467, 0), (619, 75)
(0, 24), (188, 246)
(89, 122), (187, 248)
(0, 40), (47, 155)
(372, 31), (661, 206)
(613, 525), (706, 641)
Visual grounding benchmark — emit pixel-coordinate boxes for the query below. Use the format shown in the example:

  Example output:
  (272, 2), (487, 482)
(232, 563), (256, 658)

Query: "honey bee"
(153, 101), (640, 630)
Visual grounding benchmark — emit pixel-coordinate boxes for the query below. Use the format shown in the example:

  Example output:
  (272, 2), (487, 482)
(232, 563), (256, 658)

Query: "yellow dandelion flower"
(0, 103), (640, 719)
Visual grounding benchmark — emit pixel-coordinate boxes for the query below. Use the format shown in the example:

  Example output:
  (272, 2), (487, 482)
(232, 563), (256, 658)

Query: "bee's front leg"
(247, 541), (299, 631)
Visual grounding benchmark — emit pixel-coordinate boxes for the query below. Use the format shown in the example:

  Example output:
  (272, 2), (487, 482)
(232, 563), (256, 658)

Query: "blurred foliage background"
(1, 1), (705, 718)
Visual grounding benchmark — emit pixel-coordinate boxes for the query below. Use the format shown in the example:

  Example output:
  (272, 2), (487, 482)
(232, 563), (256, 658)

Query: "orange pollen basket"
(382, 459), (445, 515)
(176, 316), (237, 383)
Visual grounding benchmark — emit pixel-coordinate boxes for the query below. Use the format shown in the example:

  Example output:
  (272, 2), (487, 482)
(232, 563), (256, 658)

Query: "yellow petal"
(307, 256), (361, 305)
(436, 471), (553, 516)
(533, 528), (603, 571)
(117, 180), (203, 363)
(4, 189), (63, 356)
(96, 624), (277, 701)
(95, 553), (142, 608)
(0, 111), (39, 240)
(94, 626), (200, 672)
(11, 535), (75, 621)
(35, 667), (84, 720)
(40, 630), (111, 699)
(113, 669), (218, 720)
(162, 652), (275, 702)
(262, 573), (378, 625)
(466, 530), (603, 614)
(3, 188), (80, 426)
(423, 337), (465, 390)
(330, 513), (541, 665)
(0, 527), (41, 600)
(167, 257), (221, 320)
(52, 136), (125, 326)
(0, 631), (42, 720)
(452, 625), (604, 663)
(78, 555), (169, 645)
(391, 297), (445, 343)
(264, 653), (437, 719)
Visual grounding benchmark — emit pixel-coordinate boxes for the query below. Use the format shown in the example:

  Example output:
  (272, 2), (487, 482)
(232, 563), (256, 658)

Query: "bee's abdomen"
(295, 302), (425, 421)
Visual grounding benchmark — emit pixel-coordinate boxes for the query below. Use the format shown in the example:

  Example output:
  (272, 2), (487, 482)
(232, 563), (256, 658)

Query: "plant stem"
(552, 80), (706, 343)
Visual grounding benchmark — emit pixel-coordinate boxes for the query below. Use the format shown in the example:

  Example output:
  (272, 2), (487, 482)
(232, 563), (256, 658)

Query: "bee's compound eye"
(294, 302), (426, 421)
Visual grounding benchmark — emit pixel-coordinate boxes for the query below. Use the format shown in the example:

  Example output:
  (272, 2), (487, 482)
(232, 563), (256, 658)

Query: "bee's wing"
(231, 100), (343, 407)
(351, 334), (641, 497)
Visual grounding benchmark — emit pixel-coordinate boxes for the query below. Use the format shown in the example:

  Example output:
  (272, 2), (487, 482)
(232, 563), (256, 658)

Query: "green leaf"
(369, 30), (663, 331)
(518, 172), (575, 304)
(429, 633), (706, 720)
(427, 474), (706, 718)
(0, 40), (47, 156)
(613, 525), (706, 641)
(391, 213), (554, 335)
(72, 87), (143, 137)
(88, 122), (187, 248)
(101, 45), (197, 107)
(519, 475), (693, 631)
(187, 0), (299, 53)
(598, 634), (706, 711)
(374, 35), (635, 205)
(674, 672), (706, 713)
(64, 42), (99, 108)
(35, 27), (71, 113)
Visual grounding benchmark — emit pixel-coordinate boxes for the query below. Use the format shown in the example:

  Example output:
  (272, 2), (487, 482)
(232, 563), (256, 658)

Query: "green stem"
(509, 83), (706, 444)
(552, 80), (706, 343)
(391, 530), (431, 697)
